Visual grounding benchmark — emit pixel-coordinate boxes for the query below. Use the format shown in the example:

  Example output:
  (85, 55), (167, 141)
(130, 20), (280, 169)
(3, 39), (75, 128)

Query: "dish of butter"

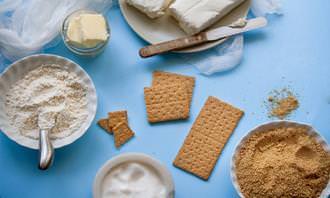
(66, 13), (109, 48)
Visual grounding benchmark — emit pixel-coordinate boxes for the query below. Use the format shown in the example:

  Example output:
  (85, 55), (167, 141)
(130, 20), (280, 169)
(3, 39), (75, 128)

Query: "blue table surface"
(1, 0), (330, 197)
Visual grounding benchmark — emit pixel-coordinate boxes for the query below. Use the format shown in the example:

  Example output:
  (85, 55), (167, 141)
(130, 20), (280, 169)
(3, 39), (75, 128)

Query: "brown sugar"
(267, 88), (299, 119)
(271, 95), (299, 118)
(235, 126), (330, 198)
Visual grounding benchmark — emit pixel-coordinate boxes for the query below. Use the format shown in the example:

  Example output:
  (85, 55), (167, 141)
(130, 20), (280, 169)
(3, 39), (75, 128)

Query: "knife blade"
(139, 17), (268, 58)
(205, 17), (267, 41)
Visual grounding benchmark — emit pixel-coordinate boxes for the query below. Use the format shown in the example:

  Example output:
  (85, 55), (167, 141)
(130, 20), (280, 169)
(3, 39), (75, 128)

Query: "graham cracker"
(173, 132), (222, 180)
(173, 96), (244, 180)
(97, 118), (111, 133)
(152, 71), (195, 104)
(144, 83), (190, 123)
(108, 111), (128, 133)
(113, 122), (135, 148)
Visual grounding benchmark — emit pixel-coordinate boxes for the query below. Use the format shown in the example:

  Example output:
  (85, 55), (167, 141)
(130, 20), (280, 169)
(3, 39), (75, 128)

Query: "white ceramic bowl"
(93, 153), (175, 198)
(0, 54), (97, 149)
(231, 121), (330, 198)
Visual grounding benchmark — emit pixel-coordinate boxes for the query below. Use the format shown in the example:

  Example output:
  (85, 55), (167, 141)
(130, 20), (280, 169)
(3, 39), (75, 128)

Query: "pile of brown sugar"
(267, 88), (299, 119)
(235, 126), (330, 198)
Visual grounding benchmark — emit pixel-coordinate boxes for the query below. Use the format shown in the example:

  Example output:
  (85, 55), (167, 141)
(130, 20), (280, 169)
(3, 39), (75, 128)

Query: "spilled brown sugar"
(235, 126), (330, 198)
(270, 95), (299, 118)
(267, 88), (299, 119)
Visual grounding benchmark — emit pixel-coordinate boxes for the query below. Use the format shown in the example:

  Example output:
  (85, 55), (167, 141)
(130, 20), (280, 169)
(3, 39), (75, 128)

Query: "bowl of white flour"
(0, 54), (97, 149)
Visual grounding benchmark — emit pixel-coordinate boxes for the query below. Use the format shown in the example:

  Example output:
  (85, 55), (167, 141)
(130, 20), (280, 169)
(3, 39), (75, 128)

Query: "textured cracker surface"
(97, 118), (111, 133)
(152, 71), (195, 104)
(173, 96), (244, 180)
(174, 132), (221, 180)
(108, 111), (128, 133)
(113, 122), (135, 148)
(144, 84), (190, 123)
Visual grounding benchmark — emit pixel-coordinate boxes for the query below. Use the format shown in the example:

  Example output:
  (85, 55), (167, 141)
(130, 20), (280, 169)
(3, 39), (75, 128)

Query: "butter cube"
(66, 14), (108, 48)
(79, 14), (108, 48)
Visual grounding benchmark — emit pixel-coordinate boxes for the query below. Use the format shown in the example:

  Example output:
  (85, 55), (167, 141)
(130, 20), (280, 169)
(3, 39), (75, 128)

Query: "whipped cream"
(101, 162), (169, 198)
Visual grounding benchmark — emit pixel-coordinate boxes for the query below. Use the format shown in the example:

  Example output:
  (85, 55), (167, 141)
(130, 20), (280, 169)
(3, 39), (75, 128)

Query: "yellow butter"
(67, 14), (108, 48)
(67, 16), (83, 47)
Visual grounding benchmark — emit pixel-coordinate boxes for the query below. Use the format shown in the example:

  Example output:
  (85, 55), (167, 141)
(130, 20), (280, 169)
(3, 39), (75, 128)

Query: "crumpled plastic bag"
(0, 0), (112, 61)
(184, 0), (282, 75)
(251, 0), (282, 16)
(184, 35), (244, 75)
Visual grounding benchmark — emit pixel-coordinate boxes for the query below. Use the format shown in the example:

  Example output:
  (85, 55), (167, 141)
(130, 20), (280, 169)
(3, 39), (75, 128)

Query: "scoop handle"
(39, 129), (54, 170)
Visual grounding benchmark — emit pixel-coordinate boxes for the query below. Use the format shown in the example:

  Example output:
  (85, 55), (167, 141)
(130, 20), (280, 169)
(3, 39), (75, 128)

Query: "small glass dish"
(61, 9), (110, 56)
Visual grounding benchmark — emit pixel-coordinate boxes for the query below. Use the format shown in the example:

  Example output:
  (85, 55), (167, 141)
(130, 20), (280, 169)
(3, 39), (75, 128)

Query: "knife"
(139, 17), (267, 58)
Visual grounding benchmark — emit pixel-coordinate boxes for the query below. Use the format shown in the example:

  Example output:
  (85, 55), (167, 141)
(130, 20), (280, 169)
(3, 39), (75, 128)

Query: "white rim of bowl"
(0, 54), (98, 149)
(230, 120), (330, 198)
(93, 152), (175, 198)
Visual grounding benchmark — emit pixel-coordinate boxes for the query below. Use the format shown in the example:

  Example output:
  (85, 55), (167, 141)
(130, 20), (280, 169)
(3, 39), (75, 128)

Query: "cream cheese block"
(169, 0), (245, 35)
(126, 0), (173, 19)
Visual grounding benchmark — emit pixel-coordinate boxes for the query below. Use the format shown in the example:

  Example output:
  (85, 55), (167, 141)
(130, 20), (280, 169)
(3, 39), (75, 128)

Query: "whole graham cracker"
(152, 71), (195, 104)
(113, 122), (135, 148)
(173, 96), (244, 180)
(97, 118), (111, 133)
(144, 83), (190, 123)
(108, 111), (128, 133)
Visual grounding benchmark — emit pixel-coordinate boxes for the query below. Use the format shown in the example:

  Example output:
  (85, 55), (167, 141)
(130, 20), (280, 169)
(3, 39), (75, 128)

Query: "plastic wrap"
(185, 0), (282, 75)
(184, 35), (244, 75)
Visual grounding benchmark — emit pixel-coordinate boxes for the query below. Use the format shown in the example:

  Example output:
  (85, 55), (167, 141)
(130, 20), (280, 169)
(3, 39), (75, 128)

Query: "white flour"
(5, 64), (88, 140)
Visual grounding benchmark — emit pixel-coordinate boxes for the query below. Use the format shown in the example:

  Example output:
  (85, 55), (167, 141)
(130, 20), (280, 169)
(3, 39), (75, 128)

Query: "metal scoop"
(37, 111), (56, 170)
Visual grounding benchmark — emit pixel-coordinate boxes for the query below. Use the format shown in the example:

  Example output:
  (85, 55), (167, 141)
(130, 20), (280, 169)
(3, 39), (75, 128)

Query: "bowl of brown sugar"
(231, 121), (330, 198)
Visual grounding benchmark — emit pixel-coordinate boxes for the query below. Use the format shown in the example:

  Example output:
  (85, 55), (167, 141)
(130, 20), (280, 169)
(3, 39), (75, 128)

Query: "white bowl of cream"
(93, 153), (174, 198)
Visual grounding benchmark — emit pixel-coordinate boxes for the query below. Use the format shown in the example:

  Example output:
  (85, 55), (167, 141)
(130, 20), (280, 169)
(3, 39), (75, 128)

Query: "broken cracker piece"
(113, 122), (135, 148)
(108, 111), (128, 133)
(144, 83), (190, 123)
(97, 118), (111, 133)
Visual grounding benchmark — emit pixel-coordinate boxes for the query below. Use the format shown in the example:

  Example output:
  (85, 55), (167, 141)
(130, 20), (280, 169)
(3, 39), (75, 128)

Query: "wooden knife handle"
(139, 33), (207, 58)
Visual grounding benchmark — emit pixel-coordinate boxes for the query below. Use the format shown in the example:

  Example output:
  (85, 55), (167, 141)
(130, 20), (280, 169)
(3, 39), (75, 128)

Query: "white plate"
(231, 121), (330, 198)
(93, 153), (175, 198)
(0, 54), (97, 149)
(119, 0), (251, 53)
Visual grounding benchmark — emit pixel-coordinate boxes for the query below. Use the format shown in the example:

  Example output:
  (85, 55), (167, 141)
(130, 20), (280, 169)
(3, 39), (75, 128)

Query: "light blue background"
(1, 0), (330, 197)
